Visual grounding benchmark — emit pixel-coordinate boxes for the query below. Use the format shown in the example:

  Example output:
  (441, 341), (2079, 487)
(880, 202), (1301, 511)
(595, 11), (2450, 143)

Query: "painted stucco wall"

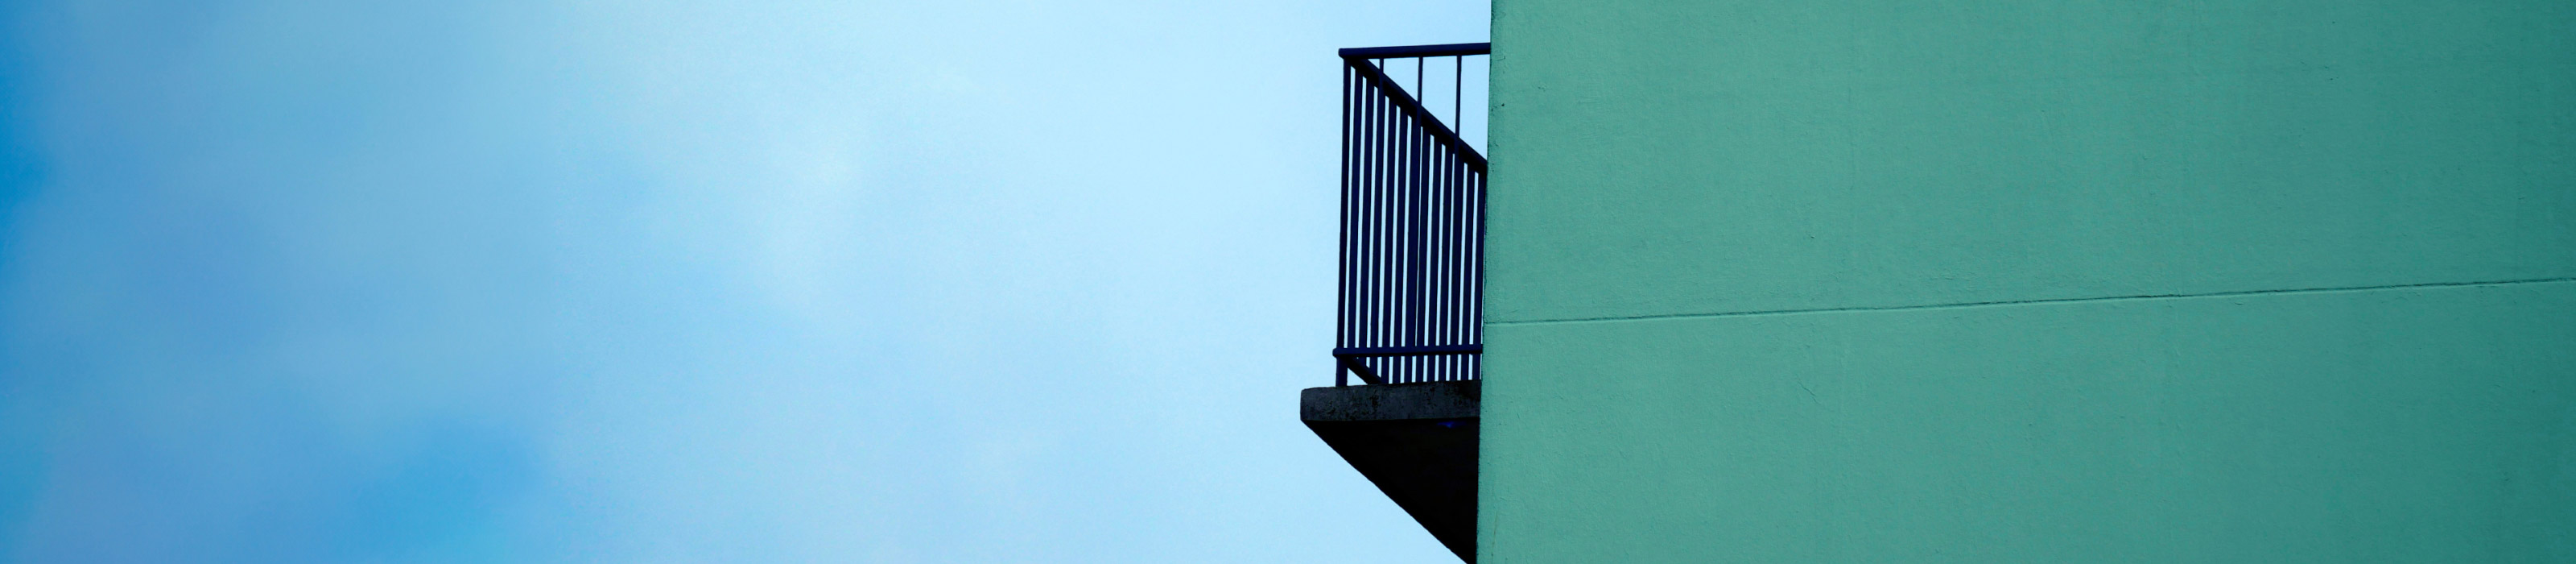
(1480, 2), (2576, 562)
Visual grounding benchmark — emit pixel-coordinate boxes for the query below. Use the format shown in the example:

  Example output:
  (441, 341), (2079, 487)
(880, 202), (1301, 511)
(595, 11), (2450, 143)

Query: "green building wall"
(1479, 2), (2575, 562)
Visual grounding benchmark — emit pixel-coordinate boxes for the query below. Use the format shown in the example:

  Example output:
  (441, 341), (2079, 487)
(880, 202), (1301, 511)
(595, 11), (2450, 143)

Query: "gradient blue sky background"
(0, 1), (1488, 562)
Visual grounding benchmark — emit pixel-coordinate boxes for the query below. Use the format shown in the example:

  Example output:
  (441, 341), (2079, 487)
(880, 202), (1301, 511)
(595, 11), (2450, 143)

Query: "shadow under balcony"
(1301, 379), (1479, 562)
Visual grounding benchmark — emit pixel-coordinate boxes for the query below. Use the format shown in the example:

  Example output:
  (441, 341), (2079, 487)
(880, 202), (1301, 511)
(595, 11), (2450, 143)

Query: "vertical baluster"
(1384, 68), (1401, 383)
(1450, 143), (1462, 382)
(1434, 60), (1447, 383)
(1429, 125), (1447, 383)
(1365, 67), (1385, 383)
(1444, 147), (1460, 381)
(1452, 78), (1468, 382)
(1376, 64), (1397, 383)
(1389, 67), (1407, 384)
(1415, 58), (1439, 382)
(1356, 61), (1376, 384)
(1336, 64), (1354, 386)
(1408, 64), (1427, 383)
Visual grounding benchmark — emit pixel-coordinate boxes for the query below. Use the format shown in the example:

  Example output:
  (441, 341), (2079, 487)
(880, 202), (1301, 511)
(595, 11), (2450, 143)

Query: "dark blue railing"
(1335, 44), (1489, 386)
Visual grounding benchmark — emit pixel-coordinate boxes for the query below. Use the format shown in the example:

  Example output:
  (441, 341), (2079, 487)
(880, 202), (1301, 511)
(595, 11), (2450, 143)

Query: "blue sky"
(0, 1), (1487, 562)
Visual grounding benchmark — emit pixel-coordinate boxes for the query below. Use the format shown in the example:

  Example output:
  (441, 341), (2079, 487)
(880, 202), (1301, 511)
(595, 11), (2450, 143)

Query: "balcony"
(1331, 41), (1489, 387)
(1303, 42), (1488, 563)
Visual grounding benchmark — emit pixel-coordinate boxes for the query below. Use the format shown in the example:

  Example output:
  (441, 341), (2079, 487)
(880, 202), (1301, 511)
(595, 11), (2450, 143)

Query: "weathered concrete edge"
(1301, 380), (1481, 421)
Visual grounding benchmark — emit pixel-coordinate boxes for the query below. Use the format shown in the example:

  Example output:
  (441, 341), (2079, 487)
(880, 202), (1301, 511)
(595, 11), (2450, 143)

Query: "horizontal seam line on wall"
(1487, 276), (2576, 327)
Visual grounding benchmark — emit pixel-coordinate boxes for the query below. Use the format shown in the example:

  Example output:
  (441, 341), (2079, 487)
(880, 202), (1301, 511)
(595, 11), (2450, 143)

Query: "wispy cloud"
(0, 0), (1487, 562)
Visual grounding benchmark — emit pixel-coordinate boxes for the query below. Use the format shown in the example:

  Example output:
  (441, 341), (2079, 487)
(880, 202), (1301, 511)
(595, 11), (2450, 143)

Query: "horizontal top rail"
(1339, 42), (1490, 59)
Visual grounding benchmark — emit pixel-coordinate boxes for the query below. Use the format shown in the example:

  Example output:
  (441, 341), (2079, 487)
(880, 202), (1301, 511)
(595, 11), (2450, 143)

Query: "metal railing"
(1334, 43), (1489, 386)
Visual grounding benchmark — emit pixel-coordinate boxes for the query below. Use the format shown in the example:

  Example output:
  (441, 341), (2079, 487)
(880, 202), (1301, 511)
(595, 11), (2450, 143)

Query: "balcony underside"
(1301, 381), (1479, 562)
